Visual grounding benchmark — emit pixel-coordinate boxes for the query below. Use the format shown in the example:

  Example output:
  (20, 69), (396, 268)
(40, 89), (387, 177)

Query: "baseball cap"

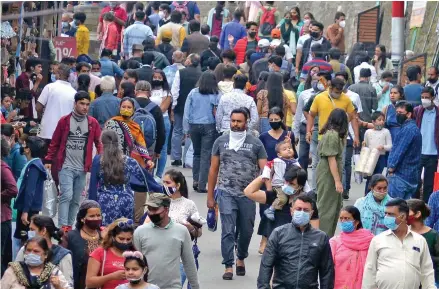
(271, 28), (281, 39)
(144, 193), (171, 208)
(258, 39), (270, 48)
(162, 29), (172, 41)
(270, 39), (282, 48)
(132, 44), (144, 52)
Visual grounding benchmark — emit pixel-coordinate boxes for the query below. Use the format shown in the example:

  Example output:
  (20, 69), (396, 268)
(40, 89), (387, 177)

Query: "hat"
(144, 193), (171, 208)
(162, 29), (172, 41)
(132, 44), (144, 51)
(271, 28), (281, 39)
(258, 39), (270, 48)
(270, 39), (282, 48)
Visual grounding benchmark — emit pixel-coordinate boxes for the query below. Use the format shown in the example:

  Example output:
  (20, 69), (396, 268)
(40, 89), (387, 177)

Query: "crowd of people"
(2, 1), (439, 289)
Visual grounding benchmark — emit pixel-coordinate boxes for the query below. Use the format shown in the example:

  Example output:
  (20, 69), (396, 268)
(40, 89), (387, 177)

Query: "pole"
(391, 1), (405, 62)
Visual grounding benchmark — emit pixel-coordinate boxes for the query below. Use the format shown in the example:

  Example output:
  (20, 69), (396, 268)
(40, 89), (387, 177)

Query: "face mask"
(374, 125), (383, 130)
(70, 21), (77, 29)
(330, 92), (341, 99)
(248, 31), (257, 38)
(310, 31), (320, 40)
(84, 219), (102, 230)
(113, 239), (132, 251)
(372, 190), (387, 200)
(379, 80), (388, 87)
(422, 99), (433, 108)
(120, 109), (133, 117)
(407, 215), (417, 225)
(428, 78), (438, 84)
(162, 186), (177, 196)
(91, 72), (102, 77)
(339, 220), (355, 233)
(128, 277), (142, 285)
(339, 20), (346, 28)
(151, 80), (163, 88)
(158, 11), (165, 19)
(51, 73), (57, 82)
(282, 184), (297, 196)
(28, 230), (36, 239)
(317, 82), (325, 91)
(62, 21), (69, 29)
(268, 66), (274, 72)
(24, 253), (44, 266)
(396, 113), (407, 125)
(269, 121), (282, 130)
(383, 215), (400, 231)
(149, 212), (163, 224)
(292, 210), (311, 226)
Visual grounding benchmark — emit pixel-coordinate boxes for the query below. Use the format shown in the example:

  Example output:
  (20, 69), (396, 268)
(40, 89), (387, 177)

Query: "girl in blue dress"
(88, 130), (146, 226)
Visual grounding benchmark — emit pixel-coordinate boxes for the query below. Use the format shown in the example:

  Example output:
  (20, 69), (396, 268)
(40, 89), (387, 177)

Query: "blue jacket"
(14, 159), (47, 213)
(2, 143), (27, 180)
(219, 20), (246, 50)
(100, 57), (124, 78)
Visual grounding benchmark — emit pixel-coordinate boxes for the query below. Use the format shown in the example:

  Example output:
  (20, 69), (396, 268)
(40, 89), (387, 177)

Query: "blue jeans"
(343, 139), (354, 192)
(259, 118), (271, 134)
(388, 174), (418, 200)
(58, 167), (86, 226)
(298, 123), (310, 170)
(171, 112), (184, 161)
(217, 189), (256, 267)
(190, 123), (216, 190)
(180, 260), (199, 288)
(156, 116), (171, 178)
(310, 130), (319, 191)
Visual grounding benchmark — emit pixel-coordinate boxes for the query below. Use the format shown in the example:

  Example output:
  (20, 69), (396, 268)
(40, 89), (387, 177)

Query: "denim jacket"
(183, 88), (218, 133)
(100, 57), (124, 78)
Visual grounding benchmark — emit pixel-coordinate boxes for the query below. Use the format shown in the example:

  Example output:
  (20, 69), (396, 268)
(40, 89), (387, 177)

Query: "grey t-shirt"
(63, 116), (89, 170)
(212, 134), (267, 196)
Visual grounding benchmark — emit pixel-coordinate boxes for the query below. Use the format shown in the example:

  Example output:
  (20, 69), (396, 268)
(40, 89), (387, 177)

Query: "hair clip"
(122, 251), (144, 259)
(118, 219), (134, 229)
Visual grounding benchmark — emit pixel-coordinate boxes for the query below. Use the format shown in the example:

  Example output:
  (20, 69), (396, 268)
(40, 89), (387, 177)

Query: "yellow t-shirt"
(310, 90), (354, 139)
(284, 89), (296, 128)
(89, 91), (96, 102)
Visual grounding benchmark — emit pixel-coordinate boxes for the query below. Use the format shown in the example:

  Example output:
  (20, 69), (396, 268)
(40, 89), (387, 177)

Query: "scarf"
(71, 108), (86, 122)
(17, 158), (40, 191)
(9, 261), (55, 289)
(360, 192), (391, 235)
(228, 130), (246, 152)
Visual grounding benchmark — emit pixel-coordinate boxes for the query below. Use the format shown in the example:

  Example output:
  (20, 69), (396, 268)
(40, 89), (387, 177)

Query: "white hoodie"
(218, 81), (234, 94)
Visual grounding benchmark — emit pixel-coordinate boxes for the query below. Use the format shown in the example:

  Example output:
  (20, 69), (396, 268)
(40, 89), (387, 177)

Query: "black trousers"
(1, 220), (12, 277)
(416, 154), (439, 202)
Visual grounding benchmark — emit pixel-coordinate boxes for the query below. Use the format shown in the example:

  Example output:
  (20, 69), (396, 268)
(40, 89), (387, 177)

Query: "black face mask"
(151, 80), (163, 88)
(113, 239), (132, 251)
(396, 114), (408, 125)
(149, 213), (163, 224)
(269, 121), (282, 130)
(428, 78), (438, 84)
(310, 31), (320, 39)
(248, 31), (257, 38)
(129, 279), (142, 285)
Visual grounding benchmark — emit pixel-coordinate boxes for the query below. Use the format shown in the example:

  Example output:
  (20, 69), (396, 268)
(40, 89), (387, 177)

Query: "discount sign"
(54, 37), (77, 62)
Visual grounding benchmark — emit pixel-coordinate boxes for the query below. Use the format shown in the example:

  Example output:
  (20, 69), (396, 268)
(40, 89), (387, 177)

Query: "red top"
(211, 15), (222, 38)
(15, 72), (38, 120)
(99, 6), (128, 39)
(90, 247), (128, 289)
(104, 22), (119, 50)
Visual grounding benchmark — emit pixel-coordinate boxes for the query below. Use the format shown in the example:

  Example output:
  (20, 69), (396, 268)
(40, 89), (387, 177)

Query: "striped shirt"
(387, 119), (422, 184)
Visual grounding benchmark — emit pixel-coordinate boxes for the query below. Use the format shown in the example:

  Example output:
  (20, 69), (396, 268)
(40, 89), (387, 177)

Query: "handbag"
(42, 169), (58, 218)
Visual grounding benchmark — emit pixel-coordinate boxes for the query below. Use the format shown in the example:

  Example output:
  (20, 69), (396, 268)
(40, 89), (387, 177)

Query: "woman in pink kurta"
(330, 205), (374, 289)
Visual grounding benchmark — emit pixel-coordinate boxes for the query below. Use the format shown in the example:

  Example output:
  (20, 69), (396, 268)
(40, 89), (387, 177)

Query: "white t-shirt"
(37, 80), (76, 139)
(149, 89), (169, 117)
(346, 89), (363, 141)
(296, 34), (310, 51)
(307, 37), (324, 62)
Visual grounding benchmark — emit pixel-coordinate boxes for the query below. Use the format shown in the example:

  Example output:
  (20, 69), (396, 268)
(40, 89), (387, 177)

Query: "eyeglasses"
(118, 219), (134, 229)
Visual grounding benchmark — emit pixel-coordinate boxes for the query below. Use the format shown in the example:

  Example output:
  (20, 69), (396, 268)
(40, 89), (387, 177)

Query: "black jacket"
(136, 65), (153, 83)
(200, 48), (222, 71)
(174, 66), (202, 114)
(299, 37), (332, 70)
(257, 223), (334, 289)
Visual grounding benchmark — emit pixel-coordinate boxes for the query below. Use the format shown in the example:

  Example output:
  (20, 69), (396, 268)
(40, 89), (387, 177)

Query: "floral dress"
(89, 155), (146, 225)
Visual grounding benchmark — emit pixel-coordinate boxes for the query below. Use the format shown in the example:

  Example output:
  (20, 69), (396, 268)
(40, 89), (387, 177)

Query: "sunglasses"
(118, 219), (134, 229)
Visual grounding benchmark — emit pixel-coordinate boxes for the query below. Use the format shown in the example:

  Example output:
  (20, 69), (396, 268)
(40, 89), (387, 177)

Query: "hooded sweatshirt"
(218, 81), (234, 94)
(329, 228), (374, 289)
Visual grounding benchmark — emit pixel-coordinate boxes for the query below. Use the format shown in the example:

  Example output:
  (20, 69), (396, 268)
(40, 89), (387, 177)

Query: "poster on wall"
(410, 1), (428, 29)
(53, 37), (77, 62)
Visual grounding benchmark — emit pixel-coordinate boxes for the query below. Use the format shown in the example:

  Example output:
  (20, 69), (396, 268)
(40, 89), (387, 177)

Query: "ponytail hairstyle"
(30, 215), (64, 242)
(164, 169), (189, 198)
(123, 251), (150, 282)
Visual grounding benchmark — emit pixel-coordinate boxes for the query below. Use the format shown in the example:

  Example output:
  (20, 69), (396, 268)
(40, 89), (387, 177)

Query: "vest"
(175, 66), (202, 113)
(185, 32), (210, 55)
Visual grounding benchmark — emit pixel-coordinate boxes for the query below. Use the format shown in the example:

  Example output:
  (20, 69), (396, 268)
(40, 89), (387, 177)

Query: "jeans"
(58, 167), (87, 226)
(388, 174), (418, 200)
(298, 123), (310, 170)
(180, 260), (199, 288)
(310, 130), (319, 191)
(1, 220), (11, 276)
(190, 123), (216, 190)
(342, 139), (354, 192)
(259, 118), (271, 134)
(419, 154), (438, 202)
(171, 112), (184, 161)
(156, 116), (171, 178)
(217, 189), (256, 267)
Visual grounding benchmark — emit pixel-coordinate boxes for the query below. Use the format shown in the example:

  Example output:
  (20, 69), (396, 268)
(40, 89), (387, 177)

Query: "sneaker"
(342, 190), (350, 200)
(171, 160), (182, 166)
(264, 207), (275, 221)
(193, 182), (199, 192)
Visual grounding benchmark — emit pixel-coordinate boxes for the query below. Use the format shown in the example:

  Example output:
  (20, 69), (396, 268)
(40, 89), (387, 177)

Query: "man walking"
(181, 20), (210, 56)
(326, 12), (346, 55)
(363, 198), (436, 289)
(134, 193), (200, 289)
(123, 11), (154, 59)
(45, 91), (102, 230)
(208, 108), (267, 280)
(258, 194), (334, 289)
(89, 76), (120, 128)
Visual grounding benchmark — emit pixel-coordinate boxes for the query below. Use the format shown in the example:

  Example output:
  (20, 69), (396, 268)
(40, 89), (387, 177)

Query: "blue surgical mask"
(339, 220), (355, 233)
(292, 210), (311, 226)
(28, 230), (36, 239)
(24, 253), (44, 266)
(50, 73), (57, 82)
(282, 184), (296, 196)
(383, 215), (400, 231)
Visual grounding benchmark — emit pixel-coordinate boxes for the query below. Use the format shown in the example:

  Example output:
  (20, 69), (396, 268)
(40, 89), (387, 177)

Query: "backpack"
(132, 102), (157, 147)
(172, 1), (190, 18)
(260, 6), (277, 36)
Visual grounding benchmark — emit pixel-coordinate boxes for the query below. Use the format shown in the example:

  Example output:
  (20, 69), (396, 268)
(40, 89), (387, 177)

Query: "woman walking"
(183, 72), (219, 193)
(317, 108), (348, 237)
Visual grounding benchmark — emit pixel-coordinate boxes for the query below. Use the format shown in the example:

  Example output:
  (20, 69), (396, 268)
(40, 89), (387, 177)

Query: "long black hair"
(266, 72), (284, 110)
(123, 252), (150, 282)
(304, 65), (320, 90)
(319, 108), (348, 139)
(407, 199), (431, 221)
(268, 106), (286, 130)
(121, 82), (136, 98)
(77, 74), (91, 92)
(198, 71), (219, 95)
(152, 69), (170, 92)
(256, 71), (269, 95)
(75, 200), (101, 230)
(341, 205), (363, 229)
(101, 130), (125, 186)
(373, 45), (387, 70)
(31, 215), (64, 242)
(164, 169), (189, 199)
(346, 42), (365, 73)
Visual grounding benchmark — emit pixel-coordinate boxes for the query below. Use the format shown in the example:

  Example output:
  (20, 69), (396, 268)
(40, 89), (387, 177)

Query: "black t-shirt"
(265, 190), (319, 220)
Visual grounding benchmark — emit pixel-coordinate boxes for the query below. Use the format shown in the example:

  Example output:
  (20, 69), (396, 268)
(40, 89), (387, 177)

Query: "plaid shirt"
(387, 119), (422, 184)
(426, 191), (439, 231)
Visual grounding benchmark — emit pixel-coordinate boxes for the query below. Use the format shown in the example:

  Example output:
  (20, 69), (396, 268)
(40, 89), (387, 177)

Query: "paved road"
(169, 165), (367, 289)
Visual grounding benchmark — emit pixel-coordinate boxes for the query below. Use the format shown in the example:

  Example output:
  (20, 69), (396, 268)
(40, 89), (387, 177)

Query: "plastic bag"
(185, 143), (194, 168)
(355, 147), (380, 176)
(42, 170), (58, 218)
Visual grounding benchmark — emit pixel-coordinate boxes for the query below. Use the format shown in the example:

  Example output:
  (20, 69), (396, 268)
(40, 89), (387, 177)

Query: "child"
(261, 140), (299, 221)
(363, 111), (392, 193)
(116, 251), (160, 289)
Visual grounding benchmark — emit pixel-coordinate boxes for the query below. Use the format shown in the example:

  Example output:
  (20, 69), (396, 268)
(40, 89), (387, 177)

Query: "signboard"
(53, 37), (77, 62)
(410, 1), (428, 29)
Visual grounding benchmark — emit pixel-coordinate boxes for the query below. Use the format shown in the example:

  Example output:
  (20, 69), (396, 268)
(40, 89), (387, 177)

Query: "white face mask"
(339, 20), (346, 28)
(379, 80), (388, 87)
(422, 98), (433, 108)
(159, 11), (165, 19)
